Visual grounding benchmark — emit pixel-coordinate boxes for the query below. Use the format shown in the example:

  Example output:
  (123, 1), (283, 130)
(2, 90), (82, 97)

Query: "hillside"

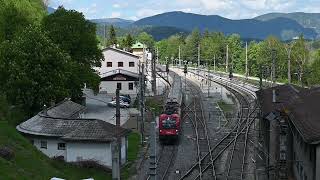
(255, 12), (320, 36)
(90, 18), (134, 28)
(0, 121), (111, 179)
(133, 11), (317, 40)
(96, 25), (189, 40)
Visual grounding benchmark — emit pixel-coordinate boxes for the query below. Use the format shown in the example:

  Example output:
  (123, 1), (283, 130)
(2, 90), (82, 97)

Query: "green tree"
(42, 7), (103, 99)
(308, 50), (320, 85)
(291, 35), (309, 84)
(201, 32), (226, 67)
(227, 34), (243, 73)
(108, 25), (117, 46)
(0, 25), (71, 112)
(185, 28), (201, 63)
(137, 32), (155, 49)
(42, 7), (103, 67)
(0, 0), (45, 42)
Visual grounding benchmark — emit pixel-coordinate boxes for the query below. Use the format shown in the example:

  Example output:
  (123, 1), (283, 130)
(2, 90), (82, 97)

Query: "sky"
(48, 0), (320, 20)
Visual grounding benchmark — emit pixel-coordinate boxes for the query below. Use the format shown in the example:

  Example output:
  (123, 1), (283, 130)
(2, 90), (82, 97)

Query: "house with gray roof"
(16, 99), (131, 167)
(257, 85), (320, 180)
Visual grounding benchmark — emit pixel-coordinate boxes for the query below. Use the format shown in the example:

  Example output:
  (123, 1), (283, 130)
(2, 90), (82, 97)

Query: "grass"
(217, 100), (234, 113)
(145, 97), (164, 116)
(0, 122), (142, 180)
(121, 132), (141, 179)
(0, 121), (112, 180)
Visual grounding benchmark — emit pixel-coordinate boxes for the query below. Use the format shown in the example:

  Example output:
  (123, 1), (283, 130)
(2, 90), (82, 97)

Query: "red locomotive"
(159, 75), (182, 143)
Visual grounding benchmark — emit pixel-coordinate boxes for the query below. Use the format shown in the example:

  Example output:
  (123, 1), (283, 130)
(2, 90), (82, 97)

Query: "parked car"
(112, 95), (131, 104)
(108, 100), (130, 108)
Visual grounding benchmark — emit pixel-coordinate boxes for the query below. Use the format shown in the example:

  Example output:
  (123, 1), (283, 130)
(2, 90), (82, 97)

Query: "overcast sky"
(49, 0), (320, 20)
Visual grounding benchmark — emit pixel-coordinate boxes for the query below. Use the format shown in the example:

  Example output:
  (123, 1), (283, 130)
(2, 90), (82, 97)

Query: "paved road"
(82, 88), (131, 126)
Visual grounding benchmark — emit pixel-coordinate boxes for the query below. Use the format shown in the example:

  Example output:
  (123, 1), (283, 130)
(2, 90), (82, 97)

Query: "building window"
(118, 62), (123, 67)
(128, 83), (134, 90)
(107, 62), (112, 67)
(129, 62), (135, 67)
(117, 83), (122, 90)
(58, 143), (66, 150)
(40, 141), (47, 149)
(30, 139), (34, 145)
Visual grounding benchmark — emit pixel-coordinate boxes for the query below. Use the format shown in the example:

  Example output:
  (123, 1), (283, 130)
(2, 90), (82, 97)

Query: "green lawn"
(121, 132), (141, 179)
(217, 100), (234, 113)
(0, 121), (111, 180)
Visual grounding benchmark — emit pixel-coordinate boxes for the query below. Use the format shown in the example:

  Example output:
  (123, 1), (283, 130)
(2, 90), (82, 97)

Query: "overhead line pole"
(179, 45), (181, 67)
(245, 42), (248, 79)
(198, 44), (200, 79)
(112, 88), (121, 180)
(226, 44), (229, 73)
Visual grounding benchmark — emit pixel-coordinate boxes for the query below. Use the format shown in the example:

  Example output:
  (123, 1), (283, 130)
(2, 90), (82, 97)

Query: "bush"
(0, 146), (14, 160)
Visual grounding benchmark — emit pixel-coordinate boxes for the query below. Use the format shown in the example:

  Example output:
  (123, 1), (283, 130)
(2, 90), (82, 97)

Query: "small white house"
(96, 47), (140, 95)
(16, 100), (131, 168)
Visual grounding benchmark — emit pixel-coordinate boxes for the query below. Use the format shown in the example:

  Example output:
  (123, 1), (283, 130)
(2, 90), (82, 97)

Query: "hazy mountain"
(47, 7), (56, 14)
(96, 24), (188, 40)
(90, 18), (134, 28)
(255, 12), (320, 36)
(133, 11), (317, 40)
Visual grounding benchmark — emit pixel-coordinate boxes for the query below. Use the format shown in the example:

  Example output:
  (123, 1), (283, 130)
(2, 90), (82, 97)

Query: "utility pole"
(272, 49), (276, 103)
(149, 112), (157, 180)
(198, 44), (200, 78)
(207, 63), (210, 97)
(104, 24), (107, 48)
(245, 42), (248, 79)
(259, 64), (263, 90)
(156, 47), (159, 64)
(226, 44), (229, 73)
(213, 55), (216, 72)
(285, 44), (293, 84)
(112, 88), (121, 180)
(151, 49), (157, 95)
(179, 46), (181, 67)
(140, 63), (145, 144)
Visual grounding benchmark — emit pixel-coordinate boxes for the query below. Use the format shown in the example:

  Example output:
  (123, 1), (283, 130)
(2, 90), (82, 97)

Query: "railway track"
(152, 145), (178, 180)
(182, 80), (217, 180)
(178, 69), (258, 180)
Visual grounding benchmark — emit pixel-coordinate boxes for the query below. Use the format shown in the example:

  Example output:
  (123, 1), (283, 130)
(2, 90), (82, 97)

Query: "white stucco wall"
(66, 142), (112, 167)
(30, 136), (128, 168)
(99, 81), (137, 95)
(32, 138), (66, 158)
(97, 49), (139, 75)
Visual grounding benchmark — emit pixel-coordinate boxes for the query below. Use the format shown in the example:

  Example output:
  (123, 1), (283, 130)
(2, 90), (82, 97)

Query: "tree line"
(0, 3), (103, 120)
(100, 25), (155, 51)
(157, 29), (320, 87)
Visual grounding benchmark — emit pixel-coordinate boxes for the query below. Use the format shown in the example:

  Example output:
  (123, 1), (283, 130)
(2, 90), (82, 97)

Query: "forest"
(156, 29), (320, 86)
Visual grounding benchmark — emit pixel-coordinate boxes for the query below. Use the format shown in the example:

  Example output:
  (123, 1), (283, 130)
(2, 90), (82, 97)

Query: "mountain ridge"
(47, 7), (320, 40)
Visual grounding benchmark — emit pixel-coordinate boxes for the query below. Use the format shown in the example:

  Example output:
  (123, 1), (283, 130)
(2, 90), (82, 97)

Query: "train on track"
(159, 74), (182, 143)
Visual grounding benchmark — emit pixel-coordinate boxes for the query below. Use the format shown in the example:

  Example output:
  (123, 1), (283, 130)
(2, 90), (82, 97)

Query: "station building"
(96, 47), (140, 95)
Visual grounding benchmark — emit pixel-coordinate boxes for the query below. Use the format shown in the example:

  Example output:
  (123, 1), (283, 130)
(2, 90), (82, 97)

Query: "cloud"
(111, 12), (121, 18)
(112, 2), (129, 9)
(50, 0), (320, 20)
(136, 9), (163, 18)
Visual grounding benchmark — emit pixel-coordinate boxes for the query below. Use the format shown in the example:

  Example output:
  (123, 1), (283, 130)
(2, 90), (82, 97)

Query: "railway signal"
(184, 64), (188, 74)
